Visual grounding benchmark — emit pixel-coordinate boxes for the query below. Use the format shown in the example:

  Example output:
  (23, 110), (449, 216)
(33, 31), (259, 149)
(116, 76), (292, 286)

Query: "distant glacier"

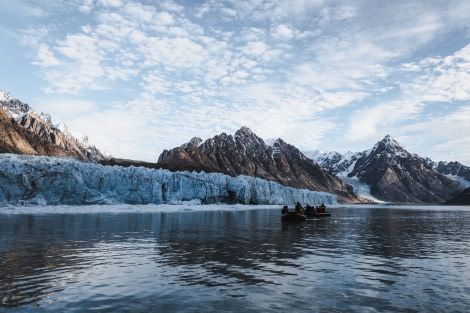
(0, 154), (337, 206)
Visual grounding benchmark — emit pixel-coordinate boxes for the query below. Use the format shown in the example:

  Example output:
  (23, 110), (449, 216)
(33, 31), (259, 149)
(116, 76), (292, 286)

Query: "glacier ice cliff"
(0, 154), (337, 206)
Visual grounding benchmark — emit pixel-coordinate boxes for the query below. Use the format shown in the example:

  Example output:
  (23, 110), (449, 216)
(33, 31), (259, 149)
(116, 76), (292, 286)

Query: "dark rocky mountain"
(445, 187), (470, 205)
(310, 135), (465, 204)
(156, 126), (362, 203)
(0, 90), (107, 161)
(432, 161), (470, 182)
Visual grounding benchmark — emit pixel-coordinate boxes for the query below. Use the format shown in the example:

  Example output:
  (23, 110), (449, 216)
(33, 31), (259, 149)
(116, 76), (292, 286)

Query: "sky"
(1, 0), (470, 164)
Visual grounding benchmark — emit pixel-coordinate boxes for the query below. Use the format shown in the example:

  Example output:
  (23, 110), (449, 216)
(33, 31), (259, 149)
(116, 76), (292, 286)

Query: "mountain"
(0, 90), (107, 161)
(432, 161), (470, 186)
(156, 126), (361, 203)
(445, 187), (470, 205)
(308, 135), (465, 204)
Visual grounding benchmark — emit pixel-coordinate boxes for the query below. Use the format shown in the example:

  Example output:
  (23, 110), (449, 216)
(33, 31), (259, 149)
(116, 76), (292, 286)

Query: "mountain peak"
(0, 90), (32, 117)
(156, 127), (360, 203)
(181, 137), (202, 148)
(0, 90), (13, 101)
(372, 135), (407, 156)
(0, 89), (107, 161)
(235, 126), (254, 137)
(381, 134), (400, 146)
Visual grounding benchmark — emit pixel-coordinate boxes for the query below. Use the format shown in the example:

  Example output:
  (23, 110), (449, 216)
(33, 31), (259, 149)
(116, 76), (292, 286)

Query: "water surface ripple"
(1, 206), (470, 312)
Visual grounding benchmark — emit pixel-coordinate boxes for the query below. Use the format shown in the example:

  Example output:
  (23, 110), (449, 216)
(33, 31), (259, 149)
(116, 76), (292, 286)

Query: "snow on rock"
(0, 154), (337, 206)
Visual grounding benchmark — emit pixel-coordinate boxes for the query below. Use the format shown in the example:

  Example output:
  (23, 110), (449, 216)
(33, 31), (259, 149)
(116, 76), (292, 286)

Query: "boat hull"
(281, 212), (307, 222)
(306, 212), (331, 218)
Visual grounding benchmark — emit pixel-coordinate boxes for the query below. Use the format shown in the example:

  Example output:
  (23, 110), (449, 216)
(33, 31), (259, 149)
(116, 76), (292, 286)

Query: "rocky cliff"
(0, 91), (106, 161)
(157, 126), (361, 203)
(433, 161), (470, 182)
(1, 108), (70, 156)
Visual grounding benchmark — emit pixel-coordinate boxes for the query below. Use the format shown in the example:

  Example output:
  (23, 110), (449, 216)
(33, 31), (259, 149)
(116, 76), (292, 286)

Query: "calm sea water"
(1, 205), (470, 312)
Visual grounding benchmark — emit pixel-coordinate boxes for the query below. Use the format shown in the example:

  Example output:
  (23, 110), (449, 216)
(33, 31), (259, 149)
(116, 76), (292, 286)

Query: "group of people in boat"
(282, 202), (327, 214)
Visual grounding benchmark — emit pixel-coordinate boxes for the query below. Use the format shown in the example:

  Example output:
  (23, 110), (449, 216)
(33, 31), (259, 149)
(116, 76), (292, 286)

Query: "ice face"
(0, 154), (338, 206)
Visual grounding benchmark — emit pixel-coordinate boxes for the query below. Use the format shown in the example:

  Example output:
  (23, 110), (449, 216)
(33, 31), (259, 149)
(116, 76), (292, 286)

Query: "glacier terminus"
(0, 154), (337, 207)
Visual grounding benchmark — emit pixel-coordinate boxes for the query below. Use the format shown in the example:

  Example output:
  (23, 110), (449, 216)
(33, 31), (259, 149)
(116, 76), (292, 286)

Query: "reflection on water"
(1, 206), (470, 312)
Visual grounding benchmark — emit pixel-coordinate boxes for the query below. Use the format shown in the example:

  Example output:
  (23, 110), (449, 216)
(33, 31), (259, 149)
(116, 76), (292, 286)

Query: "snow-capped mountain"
(156, 126), (361, 203)
(307, 135), (465, 204)
(0, 90), (107, 161)
(0, 91), (32, 117)
(0, 153), (337, 206)
(431, 160), (470, 187)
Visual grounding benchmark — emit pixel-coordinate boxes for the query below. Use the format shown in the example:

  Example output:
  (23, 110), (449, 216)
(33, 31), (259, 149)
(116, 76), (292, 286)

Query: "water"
(1, 205), (470, 312)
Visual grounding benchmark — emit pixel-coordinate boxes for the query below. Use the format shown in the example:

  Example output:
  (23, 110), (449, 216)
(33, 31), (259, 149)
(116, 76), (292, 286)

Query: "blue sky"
(1, 0), (470, 164)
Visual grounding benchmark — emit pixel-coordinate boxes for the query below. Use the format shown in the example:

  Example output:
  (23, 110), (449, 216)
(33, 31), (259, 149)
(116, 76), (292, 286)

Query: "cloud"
(32, 44), (60, 67)
(398, 106), (470, 163)
(8, 0), (470, 164)
(342, 43), (470, 160)
(346, 101), (424, 143)
(98, 0), (122, 8)
(41, 34), (105, 94)
(240, 41), (268, 56)
(400, 44), (470, 102)
(79, 0), (94, 13)
(36, 97), (98, 118)
(122, 2), (156, 22)
(271, 24), (296, 40)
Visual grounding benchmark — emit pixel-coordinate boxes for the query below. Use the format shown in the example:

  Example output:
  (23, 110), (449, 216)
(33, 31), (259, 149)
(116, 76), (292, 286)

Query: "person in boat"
(282, 205), (289, 214)
(320, 204), (326, 213)
(295, 202), (305, 214)
(306, 204), (315, 215)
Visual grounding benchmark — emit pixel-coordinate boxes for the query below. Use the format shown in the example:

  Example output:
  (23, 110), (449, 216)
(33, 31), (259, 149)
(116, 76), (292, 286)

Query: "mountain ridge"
(156, 126), (362, 204)
(0, 90), (107, 161)
(2, 90), (468, 205)
(307, 135), (466, 204)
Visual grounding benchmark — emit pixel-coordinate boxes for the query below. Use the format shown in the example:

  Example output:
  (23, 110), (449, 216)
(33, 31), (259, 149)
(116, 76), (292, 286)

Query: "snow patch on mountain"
(0, 90), (32, 118)
(1, 90), (109, 160)
(0, 154), (337, 207)
(338, 176), (383, 203)
(0, 90), (12, 102)
(304, 135), (469, 203)
(304, 149), (364, 176)
(445, 175), (470, 188)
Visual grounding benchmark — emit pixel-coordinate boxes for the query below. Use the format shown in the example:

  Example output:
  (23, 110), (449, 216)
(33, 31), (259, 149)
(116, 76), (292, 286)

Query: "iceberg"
(0, 154), (337, 206)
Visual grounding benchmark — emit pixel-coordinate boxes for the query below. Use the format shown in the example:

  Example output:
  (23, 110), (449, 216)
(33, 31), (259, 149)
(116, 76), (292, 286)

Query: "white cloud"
(240, 41), (268, 56)
(32, 44), (60, 67)
(6, 0), (470, 163)
(141, 71), (172, 95)
(345, 101), (425, 145)
(42, 34), (105, 94)
(158, 0), (184, 12)
(36, 97), (98, 118)
(55, 34), (99, 60)
(399, 44), (470, 102)
(98, 0), (122, 8)
(123, 2), (155, 22)
(271, 24), (296, 40)
(195, 3), (211, 18)
(79, 0), (94, 14)
(155, 11), (174, 25)
(398, 106), (470, 163)
(221, 7), (237, 17)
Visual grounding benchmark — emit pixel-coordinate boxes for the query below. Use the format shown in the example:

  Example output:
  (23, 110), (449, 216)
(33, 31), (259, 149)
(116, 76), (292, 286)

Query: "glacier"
(0, 154), (337, 207)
